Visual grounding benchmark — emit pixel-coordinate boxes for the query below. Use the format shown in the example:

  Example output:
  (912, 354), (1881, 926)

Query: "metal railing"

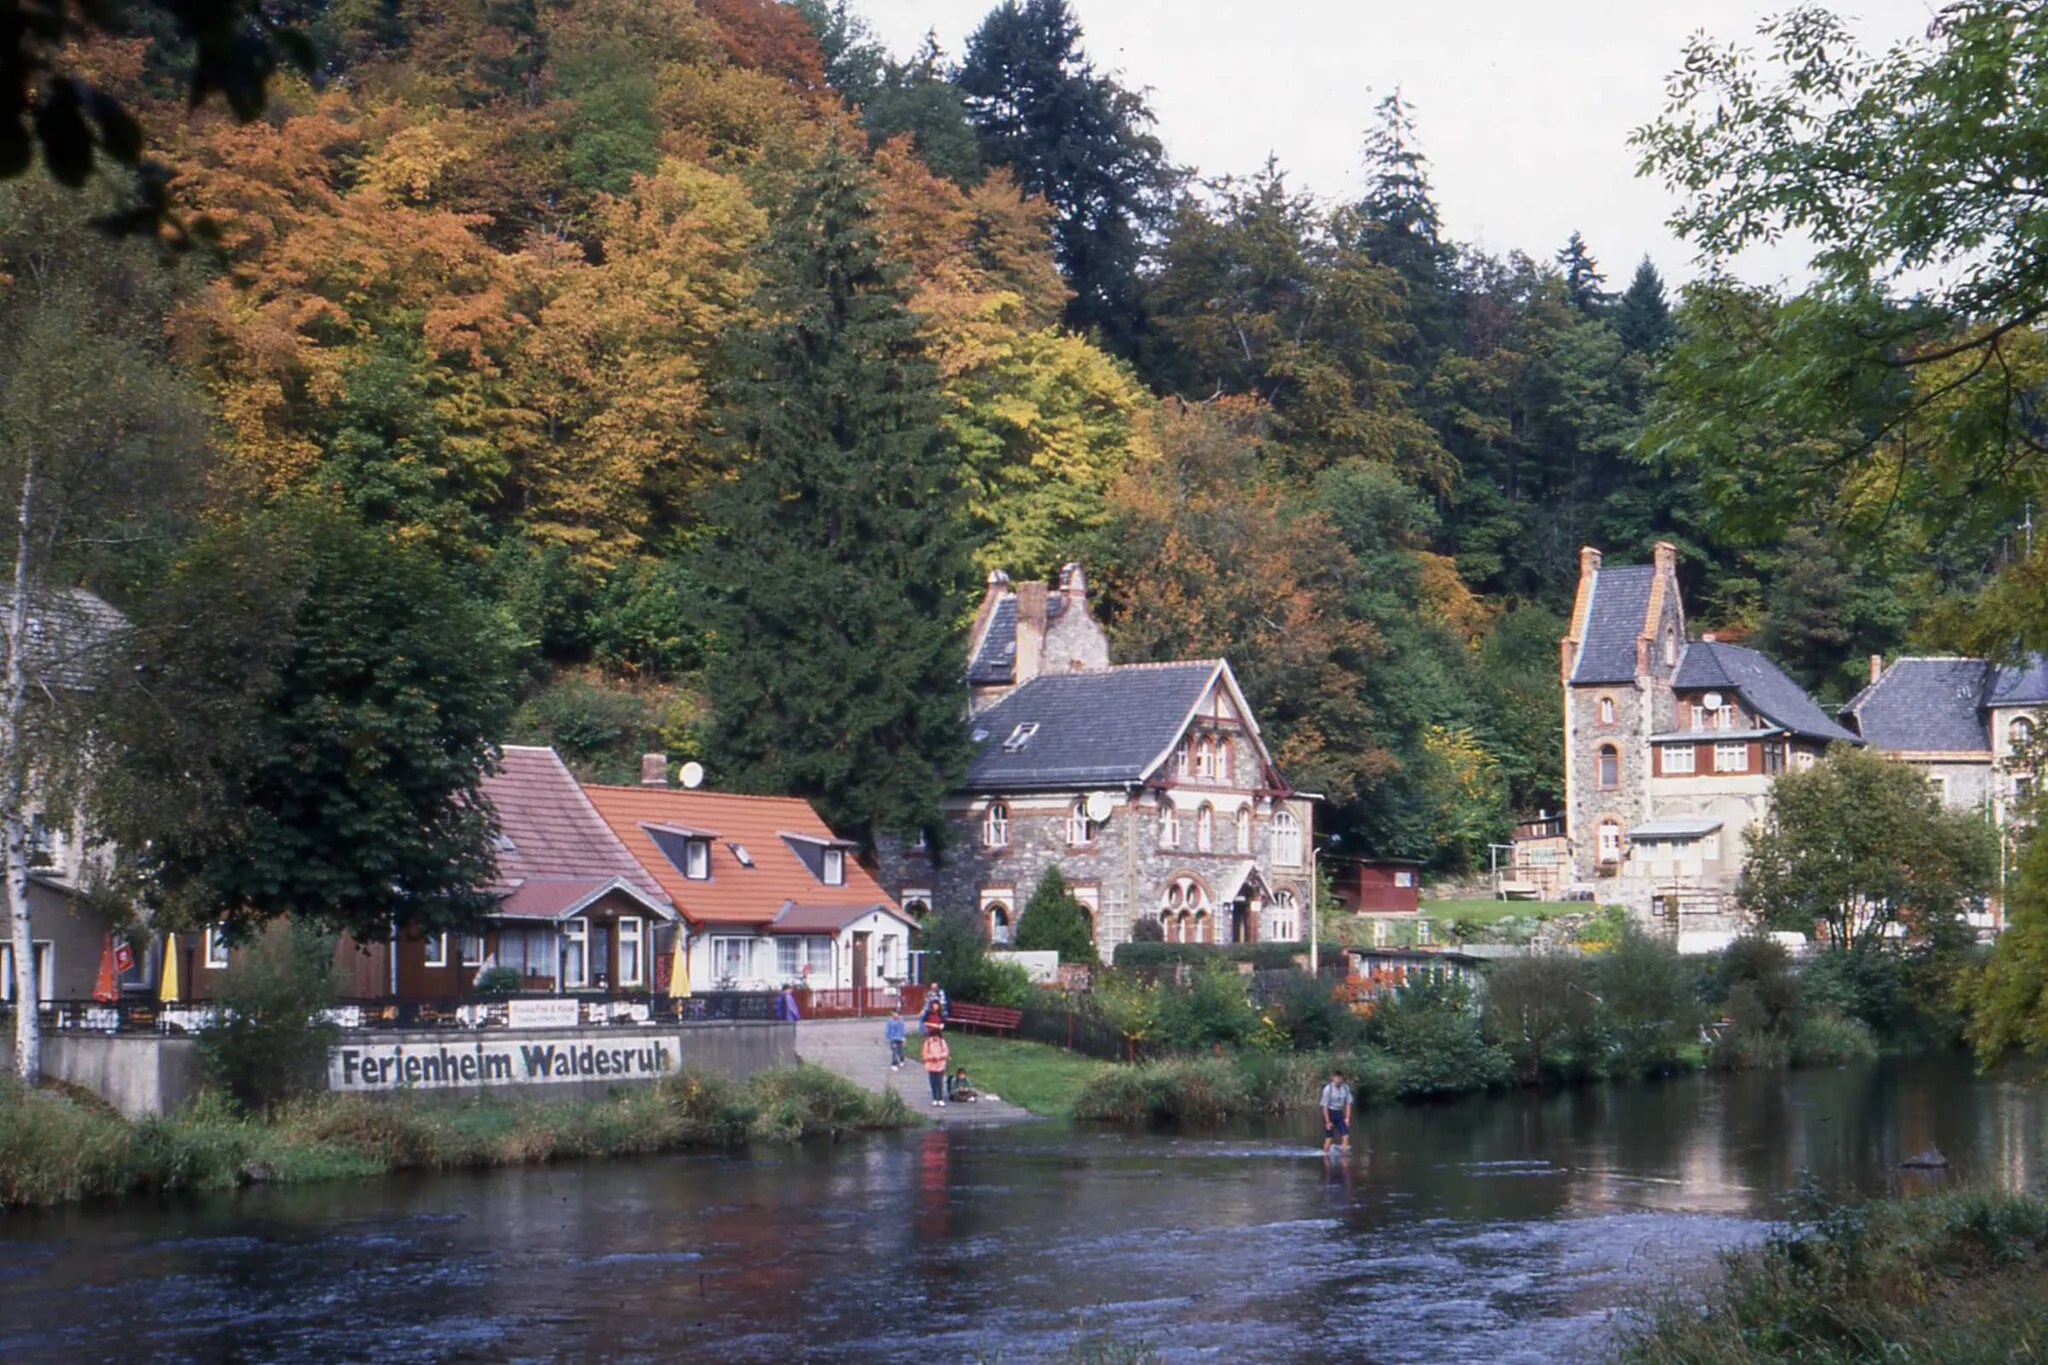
(3, 991), (787, 1035)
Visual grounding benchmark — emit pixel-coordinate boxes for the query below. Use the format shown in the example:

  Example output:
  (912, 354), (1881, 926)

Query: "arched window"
(1068, 798), (1097, 846)
(987, 902), (1013, 945)
(1663, 630), (1678, 668)
(1160, 804), (1180, 849)
(2013, 716), (2036, 750)
(1272, 810), (1302, 866)
(1193, 735), (1216, 779)
(1193, 910), (1212, 944)
(1596, 819), (1623, 867)
(1216, 737), (1231, 783)
(902, 890), (932, 920)
(982, 801), (1009, 849)
(1196, 804), (1214, 853)
(1597, 695), (1617, 726)
(1267, 889), (1299, 941)
(1235, 805), (1252, 854)
(1597, 744), (1620, 789)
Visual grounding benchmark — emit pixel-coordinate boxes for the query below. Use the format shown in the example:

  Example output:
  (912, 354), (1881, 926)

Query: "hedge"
(1110, 941), (1341, 971)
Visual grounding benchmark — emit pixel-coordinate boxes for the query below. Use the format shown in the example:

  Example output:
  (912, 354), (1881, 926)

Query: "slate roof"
(483, 747), (671, 907)
(1673, 640), (1862, 744)
(1570, 565), (1657, 684)
(961, 661), (1231, 791)
(19, 588), (127, 689)
(584, 785), (896, 927)
(967, 597), (1018, 684)
(1841, 658), (1994, 753)
(1628, 817), (1724, 839)
(1987, 655), (2048, 706)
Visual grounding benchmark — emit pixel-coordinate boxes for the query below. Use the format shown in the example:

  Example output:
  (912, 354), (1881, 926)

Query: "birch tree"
(0, 176), (204, 1080)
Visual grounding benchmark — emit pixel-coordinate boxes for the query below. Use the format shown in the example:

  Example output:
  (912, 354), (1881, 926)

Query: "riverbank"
(0, 1064), (913, 1209)
(1614, 1188), (2048, 1362)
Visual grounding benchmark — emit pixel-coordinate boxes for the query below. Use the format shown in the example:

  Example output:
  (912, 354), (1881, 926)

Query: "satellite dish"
(1085, 791), (1114, 822)
(679, 761), (706, 789)
(1702, 692), (1724, 712)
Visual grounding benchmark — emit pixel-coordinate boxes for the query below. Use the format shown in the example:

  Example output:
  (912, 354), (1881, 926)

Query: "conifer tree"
(699, 147), (975, 842)
(1611, 256), (1675, 354)
(1555, 231), (1607, 316)
(1015, 866), (1098, 964)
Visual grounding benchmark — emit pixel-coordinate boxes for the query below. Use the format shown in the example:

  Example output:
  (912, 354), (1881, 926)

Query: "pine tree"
(699, 147), (975, 842)
(1555, 231), (1607, 316)
(957, 0), (1174, 355)
(1014, 866), (1099, 964)
(1611, 255), (1675, 353)
(1354, 92), (1456, 363)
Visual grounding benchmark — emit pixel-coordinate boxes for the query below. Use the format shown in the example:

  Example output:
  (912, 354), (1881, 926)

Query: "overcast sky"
(858, 0), (1942, 288)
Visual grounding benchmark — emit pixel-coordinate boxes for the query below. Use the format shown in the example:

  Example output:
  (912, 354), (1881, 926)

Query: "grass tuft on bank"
(0, 1064), (913, 1209)
(1614, 1188), (2048, 1363)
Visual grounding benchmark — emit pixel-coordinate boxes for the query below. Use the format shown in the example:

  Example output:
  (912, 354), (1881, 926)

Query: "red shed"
(1330, 858), (1423, 915)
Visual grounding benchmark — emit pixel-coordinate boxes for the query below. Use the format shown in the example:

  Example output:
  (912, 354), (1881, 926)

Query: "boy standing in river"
(1320, 1069), (1353, 1156)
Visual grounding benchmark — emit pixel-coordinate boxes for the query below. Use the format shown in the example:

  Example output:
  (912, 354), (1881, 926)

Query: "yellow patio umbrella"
(668, 930), (690, 999)
(158, 933), (180, 1004)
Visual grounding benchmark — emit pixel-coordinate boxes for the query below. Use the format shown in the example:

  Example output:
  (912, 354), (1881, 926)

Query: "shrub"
(1789, 1009), (1879, 1067)
(1153, 962), (1264, 1051)
(1129, 915), (1165, 943)
(1015, 867), (1101, 964)
(914, 911), (1031, 1006)
(1262, 971), (1364, 1053)
(1484, 955), (1598, 1080)
(1802, 946), (1916, 1041)
(1111, 941), (1310, 971)
(1593, 923), (1699, 1076)
(473, 966), (523, 996)
(196, 921), (343, 1112)
(1367, 979), (1512, 1098)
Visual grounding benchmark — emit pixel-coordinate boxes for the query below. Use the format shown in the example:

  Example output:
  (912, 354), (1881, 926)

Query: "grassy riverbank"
(0, 1064), (913, 1209)
(1615, 1189), (2048, 1363)
(946, 1035), (1116, 1117)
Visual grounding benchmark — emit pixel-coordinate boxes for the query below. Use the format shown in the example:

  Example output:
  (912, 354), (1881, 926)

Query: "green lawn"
(945, 1035), (1116, 1118)
(1420, 898), (1585, 924)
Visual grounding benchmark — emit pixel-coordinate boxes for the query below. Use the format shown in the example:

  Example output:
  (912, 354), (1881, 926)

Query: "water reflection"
(2, 1059), (2043, 1364)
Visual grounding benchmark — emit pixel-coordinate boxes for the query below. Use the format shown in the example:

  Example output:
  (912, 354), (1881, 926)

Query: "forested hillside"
(1, 0), (2021, 874)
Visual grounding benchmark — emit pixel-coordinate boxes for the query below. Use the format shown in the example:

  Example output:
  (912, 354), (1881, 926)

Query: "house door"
(1230, 900), (1250, 944)
(851, 932), (871, 1013)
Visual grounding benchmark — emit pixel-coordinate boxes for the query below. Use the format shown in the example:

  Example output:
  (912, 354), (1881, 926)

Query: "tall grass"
(1071, 1050), (1402, 1123)
(1615, 1189), (2048, 1363)
(0, 1064), (911, 1209)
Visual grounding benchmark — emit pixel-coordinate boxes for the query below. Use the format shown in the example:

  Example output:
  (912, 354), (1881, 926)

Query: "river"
(3, 1058), (2043, 1364)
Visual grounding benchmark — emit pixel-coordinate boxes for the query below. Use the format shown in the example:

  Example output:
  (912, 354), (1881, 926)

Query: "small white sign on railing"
(506, 998), (582, 1029)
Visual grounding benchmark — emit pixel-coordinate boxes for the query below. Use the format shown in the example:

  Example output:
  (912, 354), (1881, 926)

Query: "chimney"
(1014, 581), (1048, 684)
(1059, 562), (1088, 610)
(640, 753), (669, 788)
(1579, 546), (1603, 579)
(1870, 654), (1884, 685)
(1653, 541), (1677, 574)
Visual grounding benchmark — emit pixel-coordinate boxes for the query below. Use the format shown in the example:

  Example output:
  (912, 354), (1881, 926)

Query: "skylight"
(1002, 722), (1040, 752)
(726, 842), (754, 868)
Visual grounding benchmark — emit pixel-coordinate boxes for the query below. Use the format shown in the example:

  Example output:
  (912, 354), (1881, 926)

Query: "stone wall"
(44, 1033), (203, 1118)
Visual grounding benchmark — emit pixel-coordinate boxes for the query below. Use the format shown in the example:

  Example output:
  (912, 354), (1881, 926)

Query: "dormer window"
(685, 839), (709, 879)
(648, 826), (716, 881)
(1002, 722), (1039, 752)
(823, 847), (845, 886)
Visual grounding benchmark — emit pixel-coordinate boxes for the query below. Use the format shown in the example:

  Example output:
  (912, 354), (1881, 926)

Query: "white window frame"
(823, 847), (846, 886)
(902, 888), (932, 919)
(1216, 737), (1230, 783)
(1196, 804), (1214, 853)
(563, 917), (590, 990)
(1235, 806), (1252, 854)
(1598, 696), (1616, 725)
(1716, 705), (1736, 731)
(1394, 870), (1414, 888)
(1160, 803), (1180, 850)
(1701, 834), (1721, 860)
(684, 838), (710, 880)
(712, 936), (752, 983)
(423, 933), (449, 968)
(1416, 919), (1433, 946)
(1272, 810), (1302, 866)
(617, 917), (644, 988)
(1690, 704), (1706, 731)
(1193, 735), (1216, 779)
(1068, 799), (1097, 846)
(205, 924), (231, 970)
(1597, 821), (1623, 864)
(1716, 741), (1750, 774)
(1795, 750), (1817, 771)
(986, 900), (1014, 945)
(1662, 744), (1695, 775)
(2013, 717), (2036, 749)
(777, 936), (802, 980)
(1267, 889), (1299, 941)
(0, 942), (53, 1002)
(982, 801), (1010, 849)
(459, 933), (486, 967)
(1597, 745), (1620, 789)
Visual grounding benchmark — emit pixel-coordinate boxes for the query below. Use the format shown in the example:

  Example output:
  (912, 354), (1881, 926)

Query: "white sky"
(857, 0), (1943, 288)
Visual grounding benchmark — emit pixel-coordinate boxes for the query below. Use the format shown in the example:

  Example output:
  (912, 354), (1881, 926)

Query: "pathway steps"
(795, 1018), (1035, 1126)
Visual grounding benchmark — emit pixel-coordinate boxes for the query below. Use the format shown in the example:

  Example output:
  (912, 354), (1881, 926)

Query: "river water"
(4, 1058), (2044, 1364)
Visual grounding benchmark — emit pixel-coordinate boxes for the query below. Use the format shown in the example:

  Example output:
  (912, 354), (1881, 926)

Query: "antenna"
(679, 761), (705, 789)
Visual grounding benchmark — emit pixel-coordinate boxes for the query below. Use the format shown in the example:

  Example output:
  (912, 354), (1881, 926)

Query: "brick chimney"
(640, 753), (668, 788)
(1870, 654), (1885, 685)
(1653, 540), (1676, 574)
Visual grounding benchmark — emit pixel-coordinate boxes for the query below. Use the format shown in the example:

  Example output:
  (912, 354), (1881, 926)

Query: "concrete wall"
(44, 1033), (204, 1118)
(44, 1020), (796, 1116)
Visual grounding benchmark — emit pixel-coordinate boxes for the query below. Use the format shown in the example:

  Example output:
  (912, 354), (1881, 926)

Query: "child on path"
(921, 1024), (951, 1106)
(1320, 1069), (1353, 1156)
(884, 1010), (907, 1069)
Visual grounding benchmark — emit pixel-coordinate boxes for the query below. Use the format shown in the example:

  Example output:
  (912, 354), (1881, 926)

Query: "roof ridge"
(1099, 658), (1223, 672)
(583, 785), (819, 804)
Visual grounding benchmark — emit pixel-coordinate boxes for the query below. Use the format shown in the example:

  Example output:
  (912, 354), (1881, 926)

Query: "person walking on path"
(884, 1010), (907, 1070)
(921, 1024), (951, 1106)
(1320, 1069), (1354, 1156)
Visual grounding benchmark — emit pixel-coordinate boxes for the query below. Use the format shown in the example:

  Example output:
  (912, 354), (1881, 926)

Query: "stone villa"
(872, 565), (1316, 954)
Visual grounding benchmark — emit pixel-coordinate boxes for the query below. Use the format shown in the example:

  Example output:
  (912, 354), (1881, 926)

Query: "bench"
(946, 1002), (1022, 1034)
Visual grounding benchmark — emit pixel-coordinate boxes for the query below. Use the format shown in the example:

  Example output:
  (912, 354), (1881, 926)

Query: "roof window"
(1002, 722), (1040, 752)
(727, 842), (754, 868)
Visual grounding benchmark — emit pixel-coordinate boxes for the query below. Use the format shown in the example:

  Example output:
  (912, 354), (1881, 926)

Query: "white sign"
(330, 1033), (684, 1092)
(507, 998), (582, 1029)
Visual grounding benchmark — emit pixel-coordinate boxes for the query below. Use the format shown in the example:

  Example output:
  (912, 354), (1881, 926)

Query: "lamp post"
(1309, 841), (1319, 978)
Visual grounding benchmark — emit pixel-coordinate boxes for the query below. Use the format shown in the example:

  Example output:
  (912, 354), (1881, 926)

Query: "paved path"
(795, 1018), (1036, 1126)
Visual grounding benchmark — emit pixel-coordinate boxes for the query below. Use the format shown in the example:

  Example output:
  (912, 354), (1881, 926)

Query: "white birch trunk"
(6, 455), (38, 1083)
